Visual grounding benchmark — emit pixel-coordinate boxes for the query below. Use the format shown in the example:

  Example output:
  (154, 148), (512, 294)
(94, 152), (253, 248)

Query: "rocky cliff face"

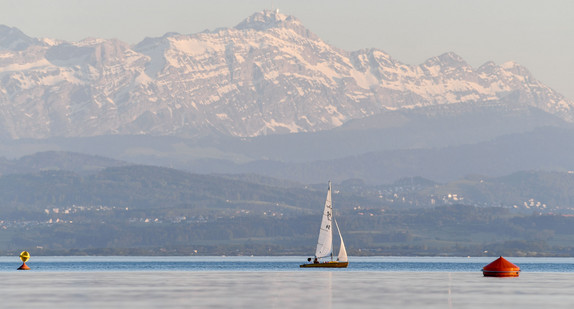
(0, 10), (571, 139)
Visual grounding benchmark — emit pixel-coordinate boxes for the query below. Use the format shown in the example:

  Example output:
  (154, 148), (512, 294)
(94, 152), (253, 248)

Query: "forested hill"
(0, 165), (339, 215)
(3, 157), (574, 214)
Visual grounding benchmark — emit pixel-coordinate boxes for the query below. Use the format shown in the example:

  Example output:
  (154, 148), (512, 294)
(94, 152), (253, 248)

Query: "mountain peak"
(0, 24), (40, 51)
(477, 61), (533, 78)
(235, 9), (319, 40)
(423, 52), (469, 68)
(234, 9), (318, 40)
(235, 9), (292, 31)
(501, 61), (533, 78)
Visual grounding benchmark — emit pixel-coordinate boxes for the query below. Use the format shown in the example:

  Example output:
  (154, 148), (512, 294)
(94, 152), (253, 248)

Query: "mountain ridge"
(0, 10), (571, 139)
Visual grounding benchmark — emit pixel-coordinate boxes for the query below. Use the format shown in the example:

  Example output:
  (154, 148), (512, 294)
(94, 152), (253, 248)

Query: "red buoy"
(482, 256), (520, 277)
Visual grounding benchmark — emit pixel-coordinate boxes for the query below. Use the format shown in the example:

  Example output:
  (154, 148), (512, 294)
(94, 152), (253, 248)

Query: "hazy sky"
(1, 0), (573, 99)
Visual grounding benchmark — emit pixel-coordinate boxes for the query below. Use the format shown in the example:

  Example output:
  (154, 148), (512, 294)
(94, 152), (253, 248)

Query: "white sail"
(314, 181), (333, 259)
(335, 219), (348, 262)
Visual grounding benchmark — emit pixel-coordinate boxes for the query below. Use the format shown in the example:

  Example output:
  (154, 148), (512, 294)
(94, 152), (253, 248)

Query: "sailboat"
(300, 181), (348, 268)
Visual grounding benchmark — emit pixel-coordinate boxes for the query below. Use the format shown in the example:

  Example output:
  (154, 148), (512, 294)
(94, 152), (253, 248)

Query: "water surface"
(2, 256), (574, 308)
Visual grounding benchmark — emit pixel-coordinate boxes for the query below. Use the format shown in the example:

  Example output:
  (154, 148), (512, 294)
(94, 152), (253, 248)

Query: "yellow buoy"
(19, 251), (30, 262)
(18, 251), (30, 270)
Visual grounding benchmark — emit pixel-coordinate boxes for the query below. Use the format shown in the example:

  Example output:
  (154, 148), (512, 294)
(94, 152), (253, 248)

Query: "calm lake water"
(2, 256), (574, 308)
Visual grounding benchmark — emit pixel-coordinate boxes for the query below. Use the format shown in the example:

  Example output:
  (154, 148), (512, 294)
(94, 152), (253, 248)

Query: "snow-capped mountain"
(0, 10), (572, 139)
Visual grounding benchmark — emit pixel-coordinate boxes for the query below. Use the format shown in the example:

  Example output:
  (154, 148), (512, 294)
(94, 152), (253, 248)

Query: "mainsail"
(314, 181), (333, 259)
